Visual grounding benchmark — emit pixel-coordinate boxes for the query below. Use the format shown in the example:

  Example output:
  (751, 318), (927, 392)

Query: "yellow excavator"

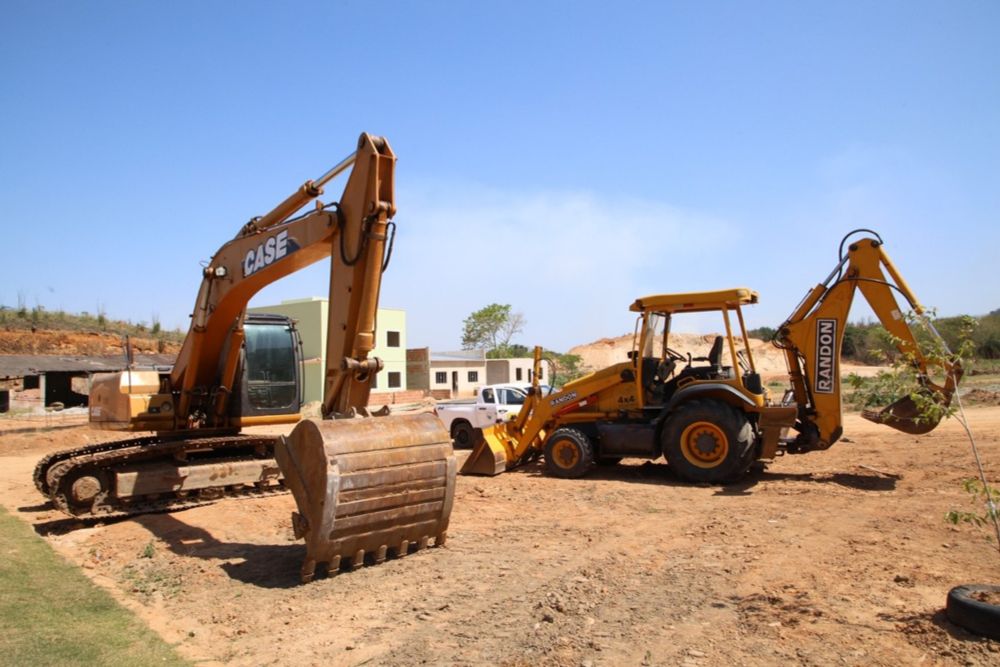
(34, 133), (455, 581)
(462, 230), (961, 482)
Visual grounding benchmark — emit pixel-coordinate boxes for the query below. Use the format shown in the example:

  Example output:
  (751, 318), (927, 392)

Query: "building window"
(387, 371), (401, 388)
(515, 367), (523, 381)
(539, 366), (545, 380)
(386, 331), (400, 347)
(468, 370), (478, 383)
(435, 371), (447, 384)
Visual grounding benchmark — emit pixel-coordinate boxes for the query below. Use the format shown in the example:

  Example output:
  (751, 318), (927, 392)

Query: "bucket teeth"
(275, 413), (456, 582)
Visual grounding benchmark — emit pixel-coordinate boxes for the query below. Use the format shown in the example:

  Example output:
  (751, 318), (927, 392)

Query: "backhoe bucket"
(861, 394), (940, 435)
(861, 370), (963, 436)
(275, 412), (456, 582)
(459, 425), (510, 476)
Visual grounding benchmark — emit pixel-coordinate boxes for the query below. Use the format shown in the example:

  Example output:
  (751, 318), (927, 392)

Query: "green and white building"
(248, 297), (407, 404)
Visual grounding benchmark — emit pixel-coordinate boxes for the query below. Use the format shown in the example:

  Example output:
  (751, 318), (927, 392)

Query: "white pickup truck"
(435, 384), (528, 448)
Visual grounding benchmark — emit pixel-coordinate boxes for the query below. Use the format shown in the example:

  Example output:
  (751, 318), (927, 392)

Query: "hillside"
(0, 329), (182, 356)
(0, 307), (184, 356)
(569, 331), (882, 381)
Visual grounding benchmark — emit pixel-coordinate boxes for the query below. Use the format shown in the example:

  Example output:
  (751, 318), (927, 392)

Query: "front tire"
(544, 428), (594, 479)
(451, 421), (478, 449)
(661, 399), (755, 483)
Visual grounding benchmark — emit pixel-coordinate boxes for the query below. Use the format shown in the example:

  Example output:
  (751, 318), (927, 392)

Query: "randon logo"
(814, 318), (837, 394)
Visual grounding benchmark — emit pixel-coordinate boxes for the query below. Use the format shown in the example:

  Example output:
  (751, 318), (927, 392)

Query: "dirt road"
(2, 410), (999, 665)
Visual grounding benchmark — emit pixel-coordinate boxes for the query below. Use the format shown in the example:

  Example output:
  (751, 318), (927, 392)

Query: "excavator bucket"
(274, 412), (456, 582)
(861, 370), (963, 436)
(459, 425), (510, 476)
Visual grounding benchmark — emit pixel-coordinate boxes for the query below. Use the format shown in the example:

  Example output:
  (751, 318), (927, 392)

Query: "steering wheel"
(665, 347), (686, 362)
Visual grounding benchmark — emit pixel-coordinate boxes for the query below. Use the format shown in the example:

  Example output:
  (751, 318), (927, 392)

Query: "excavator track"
(35, 434), (287, 519)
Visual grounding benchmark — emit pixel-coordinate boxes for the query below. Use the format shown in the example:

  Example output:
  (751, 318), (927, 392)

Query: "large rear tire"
(544, 428), (594, 479)
(662, 399), (755, 483)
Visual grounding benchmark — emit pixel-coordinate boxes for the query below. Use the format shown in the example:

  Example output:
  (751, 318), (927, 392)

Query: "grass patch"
(0, 506), (187, 666)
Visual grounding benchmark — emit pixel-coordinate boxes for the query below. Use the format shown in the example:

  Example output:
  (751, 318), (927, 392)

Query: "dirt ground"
(2, 410), (999, 666)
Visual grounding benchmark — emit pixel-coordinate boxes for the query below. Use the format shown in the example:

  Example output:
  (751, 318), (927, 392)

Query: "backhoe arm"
(776, 232), (961, 452)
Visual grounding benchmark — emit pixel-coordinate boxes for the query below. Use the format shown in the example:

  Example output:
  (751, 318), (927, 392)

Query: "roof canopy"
(629, 288), (759, 314)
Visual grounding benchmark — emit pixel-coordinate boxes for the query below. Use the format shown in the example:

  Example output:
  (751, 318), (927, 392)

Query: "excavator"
(462, 230), (962, 483)
(34, 133), (456, 581)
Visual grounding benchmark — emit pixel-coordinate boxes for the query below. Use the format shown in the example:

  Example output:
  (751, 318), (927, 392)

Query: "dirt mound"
(569, 332), (790, 377)
(962, 388), (1000, 406)
(0, 329), (181, 356)
(569, 332), (880, 381)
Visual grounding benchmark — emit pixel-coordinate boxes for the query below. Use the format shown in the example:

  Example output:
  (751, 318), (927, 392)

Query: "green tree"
(461, 303), (525, 353)
(747, 326), (776, 341)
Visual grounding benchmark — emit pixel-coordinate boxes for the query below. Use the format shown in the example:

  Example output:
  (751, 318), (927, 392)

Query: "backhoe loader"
(34, 133), (455, 581)
(462, 230), (961, 483)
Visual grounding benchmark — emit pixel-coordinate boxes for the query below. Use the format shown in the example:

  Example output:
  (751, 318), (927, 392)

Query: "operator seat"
(707, 335), (724, 370)
(672, 335), (728, 384)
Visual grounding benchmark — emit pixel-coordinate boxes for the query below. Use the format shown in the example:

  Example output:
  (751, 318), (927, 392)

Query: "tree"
(461, 303), (525, 353)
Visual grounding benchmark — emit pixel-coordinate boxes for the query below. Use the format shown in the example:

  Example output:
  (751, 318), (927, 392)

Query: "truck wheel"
(661, 399), (755, 483)
(451, 421), (477, 449)
(544, 428), (594, 479)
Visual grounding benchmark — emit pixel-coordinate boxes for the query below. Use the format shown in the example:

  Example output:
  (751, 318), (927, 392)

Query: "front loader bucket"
(275, 412), (456, 582)
(459, 426), (509, 476)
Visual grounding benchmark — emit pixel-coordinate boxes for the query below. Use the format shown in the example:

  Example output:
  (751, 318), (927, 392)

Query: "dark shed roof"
(0, 354), (176, 379)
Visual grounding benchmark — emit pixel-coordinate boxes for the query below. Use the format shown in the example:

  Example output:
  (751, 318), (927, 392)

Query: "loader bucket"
(274, 412), (456, 583)
(459, 425), (510, 476)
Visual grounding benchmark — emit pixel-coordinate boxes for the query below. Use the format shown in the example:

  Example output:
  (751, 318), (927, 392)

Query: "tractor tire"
(661, 399), (755, 483)
(946, 584), (1000, 640)
(544, 428), (594, 479)
(451, 421), (478, 450)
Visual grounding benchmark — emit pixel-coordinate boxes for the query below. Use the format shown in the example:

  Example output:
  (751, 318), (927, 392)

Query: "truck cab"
(435, 384), (529, 448)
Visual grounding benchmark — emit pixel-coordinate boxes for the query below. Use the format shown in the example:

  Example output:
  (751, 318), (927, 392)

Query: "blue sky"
(2, 2), (998, 352)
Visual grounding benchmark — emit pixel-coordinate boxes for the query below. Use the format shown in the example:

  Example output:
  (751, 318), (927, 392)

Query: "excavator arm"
(170, 132), (396, 429)
(776, 230), (962, 452)
(39, 134), (455, 583)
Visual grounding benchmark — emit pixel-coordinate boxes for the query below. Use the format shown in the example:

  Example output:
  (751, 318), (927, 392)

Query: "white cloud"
(379, 181), (735, 352)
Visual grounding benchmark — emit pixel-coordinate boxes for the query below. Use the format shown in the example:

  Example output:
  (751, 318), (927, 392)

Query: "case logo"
(243, 230), (300, 277)
(814, 318), (837, 394)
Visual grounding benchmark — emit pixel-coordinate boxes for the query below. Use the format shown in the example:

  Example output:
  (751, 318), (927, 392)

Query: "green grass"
(0, 506), (188, 666)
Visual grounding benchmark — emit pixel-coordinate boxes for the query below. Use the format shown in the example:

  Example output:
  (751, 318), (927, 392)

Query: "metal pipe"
(253, 150), (359, 233)
(313, 150), (357, 189)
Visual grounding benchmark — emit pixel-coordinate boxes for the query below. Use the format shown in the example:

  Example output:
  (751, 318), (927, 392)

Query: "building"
(247, 298), (407, 404)
(407, 348), (549, 398)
